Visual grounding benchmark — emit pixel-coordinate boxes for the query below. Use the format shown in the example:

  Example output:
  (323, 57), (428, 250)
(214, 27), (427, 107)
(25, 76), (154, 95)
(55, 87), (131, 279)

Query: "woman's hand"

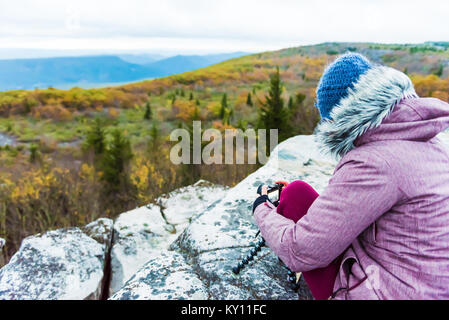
(253, 185), (270, 214)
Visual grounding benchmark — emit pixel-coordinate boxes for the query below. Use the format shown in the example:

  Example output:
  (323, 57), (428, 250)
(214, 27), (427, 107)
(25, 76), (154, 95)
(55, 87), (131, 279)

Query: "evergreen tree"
(84, 118), (106, 155)
(148, 122), (160, 154)
(236, 119), (248, 131)
(100, 129), (133, 191)
(191, 105), (201, 121)
(222, 108), (231, 125)
(258, 67), (291, 141)
(219, 93), (228, 119)
(246, 92), (253, 106)
(296, 93), (306, 105)
(29, 144), (40, 163)
(189, 92), (194, 101)
(144, 101), (152, 120)
(228, 106), (234, 123)
(435, 64), (444, 77)
(288, 96), (294, 111)
(149, 122), (159, 142)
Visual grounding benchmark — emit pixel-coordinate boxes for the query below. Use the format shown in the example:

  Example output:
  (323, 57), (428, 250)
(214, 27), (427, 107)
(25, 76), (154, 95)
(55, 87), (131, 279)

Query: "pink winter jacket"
(254, 97), (449, 299)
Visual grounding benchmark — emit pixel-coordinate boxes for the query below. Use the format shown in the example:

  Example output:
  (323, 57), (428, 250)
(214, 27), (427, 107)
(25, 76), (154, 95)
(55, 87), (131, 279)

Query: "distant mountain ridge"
(0, 52), (248, 91)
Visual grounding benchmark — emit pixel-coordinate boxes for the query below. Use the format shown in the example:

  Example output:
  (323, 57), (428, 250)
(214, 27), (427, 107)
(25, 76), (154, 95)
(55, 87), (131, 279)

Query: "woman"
(253, 53), (449, 300)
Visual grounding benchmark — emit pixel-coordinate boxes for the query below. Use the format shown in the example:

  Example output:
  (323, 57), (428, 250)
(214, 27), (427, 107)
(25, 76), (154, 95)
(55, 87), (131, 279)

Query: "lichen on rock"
(109, 180), (227, 294)
(0, 218), (113, 300)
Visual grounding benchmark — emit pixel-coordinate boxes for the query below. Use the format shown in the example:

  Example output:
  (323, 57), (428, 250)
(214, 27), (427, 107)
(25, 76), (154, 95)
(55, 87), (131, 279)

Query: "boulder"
(110, 180), (227, 293)
(0, 218), (113, 300)
(111, 135), (336, 300)
(110, 250), (208, 300)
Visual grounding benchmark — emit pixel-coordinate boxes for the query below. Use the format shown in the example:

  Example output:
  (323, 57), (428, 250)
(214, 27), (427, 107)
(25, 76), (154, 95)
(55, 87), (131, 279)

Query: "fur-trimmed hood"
(314, 65), (419, 159)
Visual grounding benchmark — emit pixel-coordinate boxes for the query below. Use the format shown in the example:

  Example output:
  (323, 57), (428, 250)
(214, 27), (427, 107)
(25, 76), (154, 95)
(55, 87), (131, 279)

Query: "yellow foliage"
(79, 163), (96, 182)
(10, 169), (57, 201)
(173, 100), (200, 121)
(411, 74), (449, 97)
(130, 156), (165, 203)
(206, 101), (221, 117)
(107, 107), (120, 119)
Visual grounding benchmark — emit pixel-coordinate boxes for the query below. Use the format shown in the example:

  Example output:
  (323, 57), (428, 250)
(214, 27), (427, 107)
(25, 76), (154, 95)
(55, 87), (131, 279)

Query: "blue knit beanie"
(316, 53), (373, 119)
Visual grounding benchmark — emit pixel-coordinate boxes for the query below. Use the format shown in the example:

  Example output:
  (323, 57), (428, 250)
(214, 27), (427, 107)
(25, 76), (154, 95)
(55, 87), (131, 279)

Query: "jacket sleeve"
(253, 151), (403, 272)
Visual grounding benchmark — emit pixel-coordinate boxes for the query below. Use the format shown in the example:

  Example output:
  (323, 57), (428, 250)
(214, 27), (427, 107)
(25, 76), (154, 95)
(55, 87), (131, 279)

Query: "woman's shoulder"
(335, 143), (393, 172)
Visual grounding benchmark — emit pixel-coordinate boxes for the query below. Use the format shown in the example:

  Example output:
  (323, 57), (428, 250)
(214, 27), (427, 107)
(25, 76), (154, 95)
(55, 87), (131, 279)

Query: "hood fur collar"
(314, 65), (418, 160)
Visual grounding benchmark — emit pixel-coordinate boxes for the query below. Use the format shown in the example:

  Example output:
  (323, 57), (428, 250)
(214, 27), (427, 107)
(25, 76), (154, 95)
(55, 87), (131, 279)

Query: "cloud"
(1, 0), (449, 53)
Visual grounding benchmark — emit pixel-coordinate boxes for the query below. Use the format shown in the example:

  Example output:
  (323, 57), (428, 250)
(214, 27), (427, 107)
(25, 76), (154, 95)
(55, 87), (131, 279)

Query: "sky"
(1, 0), (449, 58)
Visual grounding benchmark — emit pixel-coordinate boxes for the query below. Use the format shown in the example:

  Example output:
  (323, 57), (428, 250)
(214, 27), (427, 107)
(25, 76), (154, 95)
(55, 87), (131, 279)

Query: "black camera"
(257, 183), (284, 206)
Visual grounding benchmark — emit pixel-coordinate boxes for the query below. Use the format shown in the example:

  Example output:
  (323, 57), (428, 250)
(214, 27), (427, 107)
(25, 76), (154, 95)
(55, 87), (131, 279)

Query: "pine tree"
(144, 101), (152, 120)
(236, 119), (248, 131)
(222, 108), (231, 125)
(288, 96), (294, 111)
(149, 122), (159, 143)
(246, 92), (253, 106)
(435, 64), (444, 77)
(228, 106), (234, 123)
(219, 93), (228, 119)
(100, 129), (133, 191)
(84, 118), (106, 155)
(258, 67), (291, 141)
(296, 93), (306, 105)
(29, 143), (40, 163)
(189, 92), (194, 101)
(148, 122), (160, 153)
(191, 105), (201, 121)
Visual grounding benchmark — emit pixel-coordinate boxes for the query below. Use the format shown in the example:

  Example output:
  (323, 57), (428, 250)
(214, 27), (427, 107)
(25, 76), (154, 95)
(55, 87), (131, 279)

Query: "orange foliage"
(411, 74), (449, 98)
(32, 104), (73, 121)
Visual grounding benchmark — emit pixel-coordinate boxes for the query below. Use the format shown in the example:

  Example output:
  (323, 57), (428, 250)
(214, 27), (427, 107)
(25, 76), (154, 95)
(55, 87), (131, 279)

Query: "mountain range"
(0, 52), (248, 91)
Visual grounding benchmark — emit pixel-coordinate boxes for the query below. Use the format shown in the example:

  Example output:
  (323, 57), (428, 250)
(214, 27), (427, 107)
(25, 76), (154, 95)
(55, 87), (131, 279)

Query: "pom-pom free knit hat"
(316, 53), (372, 119)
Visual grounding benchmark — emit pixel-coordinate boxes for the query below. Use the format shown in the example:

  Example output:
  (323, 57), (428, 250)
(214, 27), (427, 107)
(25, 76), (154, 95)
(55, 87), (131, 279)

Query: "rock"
(110, 205), (175, 294)
(0, 218), (113, 300)
(0, 238), (5, 268)
(83, 218), (114, 250)
(111, 135), (336, 300)
(110, 180), (227, 294)
(110, 251), (208, 300)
